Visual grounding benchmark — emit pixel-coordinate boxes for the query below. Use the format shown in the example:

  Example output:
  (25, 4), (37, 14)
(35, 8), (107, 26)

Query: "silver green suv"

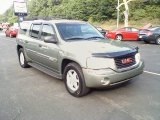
(16, 20), (144, 97)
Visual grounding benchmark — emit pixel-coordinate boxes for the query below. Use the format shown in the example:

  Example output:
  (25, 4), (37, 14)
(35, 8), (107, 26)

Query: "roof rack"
(23, 15), (78, 21)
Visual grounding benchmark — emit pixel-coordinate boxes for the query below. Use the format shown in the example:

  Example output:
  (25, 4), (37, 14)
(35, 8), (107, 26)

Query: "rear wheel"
(63, 62), (90, 97)
(18, 48), (30, 68)
(115, 34), (123, 41)
(155, 37), (160, 45)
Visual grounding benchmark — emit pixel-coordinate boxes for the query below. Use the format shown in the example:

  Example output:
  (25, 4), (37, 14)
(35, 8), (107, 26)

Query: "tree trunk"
(123, 0), (129, 27)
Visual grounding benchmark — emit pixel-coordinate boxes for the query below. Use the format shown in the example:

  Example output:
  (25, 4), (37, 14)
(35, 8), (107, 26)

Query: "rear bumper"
(83, 61), (144, 88)
(11, 32), (17, 36)
(139, 35), (155, 42)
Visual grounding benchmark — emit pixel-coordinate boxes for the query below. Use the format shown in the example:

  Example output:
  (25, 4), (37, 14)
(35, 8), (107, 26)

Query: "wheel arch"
(156, 35), (160, 39)
(114, 33), (123, 40)
(61, 59), (81, 75)
(17, 45), (23, 55)
(155, 35), (160, 45)
(115, 33), (123, 39)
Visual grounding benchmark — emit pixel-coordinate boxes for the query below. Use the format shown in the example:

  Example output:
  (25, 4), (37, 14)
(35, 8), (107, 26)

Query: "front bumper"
(83, 61), (144, 88)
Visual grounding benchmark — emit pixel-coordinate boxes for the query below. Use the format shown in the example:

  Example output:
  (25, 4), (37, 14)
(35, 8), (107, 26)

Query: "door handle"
(39, 44), (42, 47)
(39, 44), (48, 49)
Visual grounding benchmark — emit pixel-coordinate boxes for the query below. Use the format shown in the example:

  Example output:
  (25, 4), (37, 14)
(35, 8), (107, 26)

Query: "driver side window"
(41, 24), (55, 40)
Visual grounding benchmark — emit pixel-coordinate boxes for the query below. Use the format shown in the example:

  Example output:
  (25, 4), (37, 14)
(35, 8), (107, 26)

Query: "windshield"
(56, 23), (104, 41)
(148, 27), (159, 31)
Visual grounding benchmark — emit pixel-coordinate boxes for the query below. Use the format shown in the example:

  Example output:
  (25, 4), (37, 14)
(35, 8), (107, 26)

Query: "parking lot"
(0, 32), (160, 120)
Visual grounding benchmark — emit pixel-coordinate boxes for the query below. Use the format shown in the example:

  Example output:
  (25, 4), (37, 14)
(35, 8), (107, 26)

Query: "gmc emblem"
(121, 58), (133, 64)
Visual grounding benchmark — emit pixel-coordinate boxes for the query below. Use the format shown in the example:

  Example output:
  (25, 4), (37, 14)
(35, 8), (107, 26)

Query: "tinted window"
(41, 24), (55, 39)
(30, 24), (41, 38)
(148, 27), (159, 31)
(155, 28), (160, 32)
(132, 28), (138, 32)
(56, 23), (103, 41)
(125, 27), (131, 31)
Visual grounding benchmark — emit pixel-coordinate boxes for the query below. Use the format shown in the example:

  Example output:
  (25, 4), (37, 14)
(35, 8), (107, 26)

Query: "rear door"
(130, 28), (139, 40)
(25, 23), (43, 63)
(123, 27), (132, 40)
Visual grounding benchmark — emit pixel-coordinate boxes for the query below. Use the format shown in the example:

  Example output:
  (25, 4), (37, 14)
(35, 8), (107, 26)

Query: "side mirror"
(44, 35), (57, 43)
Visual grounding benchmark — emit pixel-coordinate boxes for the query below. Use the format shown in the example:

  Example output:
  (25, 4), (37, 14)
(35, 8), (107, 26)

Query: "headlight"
(87, 57), (115, 69)
(135, 53), (141, 64)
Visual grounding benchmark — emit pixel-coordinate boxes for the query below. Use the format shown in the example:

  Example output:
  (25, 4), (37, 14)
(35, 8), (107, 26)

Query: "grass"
(91, 18), (160, 30)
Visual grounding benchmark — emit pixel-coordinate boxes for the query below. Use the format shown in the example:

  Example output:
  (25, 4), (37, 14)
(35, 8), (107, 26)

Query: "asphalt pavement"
(0, 33), (160, 120)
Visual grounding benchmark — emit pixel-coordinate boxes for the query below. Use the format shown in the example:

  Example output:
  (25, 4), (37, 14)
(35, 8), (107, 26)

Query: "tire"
(63, 62), (90, 97)
(155, 37), (160, 45)
(18, 48), (30, 68)
(115, 34), (123, 41)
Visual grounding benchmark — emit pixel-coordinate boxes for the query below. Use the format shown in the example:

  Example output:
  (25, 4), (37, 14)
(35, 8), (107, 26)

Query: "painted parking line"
(144, 71), (160, 76)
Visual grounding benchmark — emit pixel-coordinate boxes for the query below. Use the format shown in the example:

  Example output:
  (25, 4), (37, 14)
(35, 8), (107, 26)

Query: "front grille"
(114, 55), (136, 69)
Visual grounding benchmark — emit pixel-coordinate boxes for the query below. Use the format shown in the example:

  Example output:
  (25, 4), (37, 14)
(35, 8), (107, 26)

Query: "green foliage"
(0, 0), (159, 24)
(0, 7), (18, 24)
(130, 1), (160, 21)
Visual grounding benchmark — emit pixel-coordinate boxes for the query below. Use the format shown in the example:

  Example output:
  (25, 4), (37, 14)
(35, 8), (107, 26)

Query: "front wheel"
(18, 48), (30, 68)
(115, 34), (123, 41)
(155, 37), (160, 45)
(63, 63), (90, 97)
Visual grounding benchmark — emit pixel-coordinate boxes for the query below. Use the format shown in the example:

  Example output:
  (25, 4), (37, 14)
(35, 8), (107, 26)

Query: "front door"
(38, 24), (60, 73)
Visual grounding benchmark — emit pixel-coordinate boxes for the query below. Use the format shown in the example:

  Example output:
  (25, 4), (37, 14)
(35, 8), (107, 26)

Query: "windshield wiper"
(65, 37), (85, 40)
(86, 36), (105, 40)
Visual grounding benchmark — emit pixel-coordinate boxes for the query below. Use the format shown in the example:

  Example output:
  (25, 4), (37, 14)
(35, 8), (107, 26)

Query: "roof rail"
(24, 15), (78, 21)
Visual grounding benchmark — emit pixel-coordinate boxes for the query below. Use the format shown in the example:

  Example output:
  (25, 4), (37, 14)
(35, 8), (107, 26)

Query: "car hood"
(61, 39), (138, 58)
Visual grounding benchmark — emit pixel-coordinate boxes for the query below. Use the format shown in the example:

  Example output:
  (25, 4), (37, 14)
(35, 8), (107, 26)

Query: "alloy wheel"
(66, 69), (80, 92)
(116, 35), (122, 41)
(20, 52), (25, 65)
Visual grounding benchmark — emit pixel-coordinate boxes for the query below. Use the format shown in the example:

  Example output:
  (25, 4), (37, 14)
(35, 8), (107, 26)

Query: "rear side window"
(30, 24), (41, 38)
(125, 27), (131, 31)
(41, 24), (55, 39)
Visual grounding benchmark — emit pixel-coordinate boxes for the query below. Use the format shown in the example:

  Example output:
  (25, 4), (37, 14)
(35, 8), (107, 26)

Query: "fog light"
(101, 79), (110, 86)
(87, 69), (113, 75)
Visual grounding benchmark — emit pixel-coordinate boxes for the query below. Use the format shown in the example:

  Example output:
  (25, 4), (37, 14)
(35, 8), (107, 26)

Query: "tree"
(1, 0), (160, 24)
(117, 0), (135, 27)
